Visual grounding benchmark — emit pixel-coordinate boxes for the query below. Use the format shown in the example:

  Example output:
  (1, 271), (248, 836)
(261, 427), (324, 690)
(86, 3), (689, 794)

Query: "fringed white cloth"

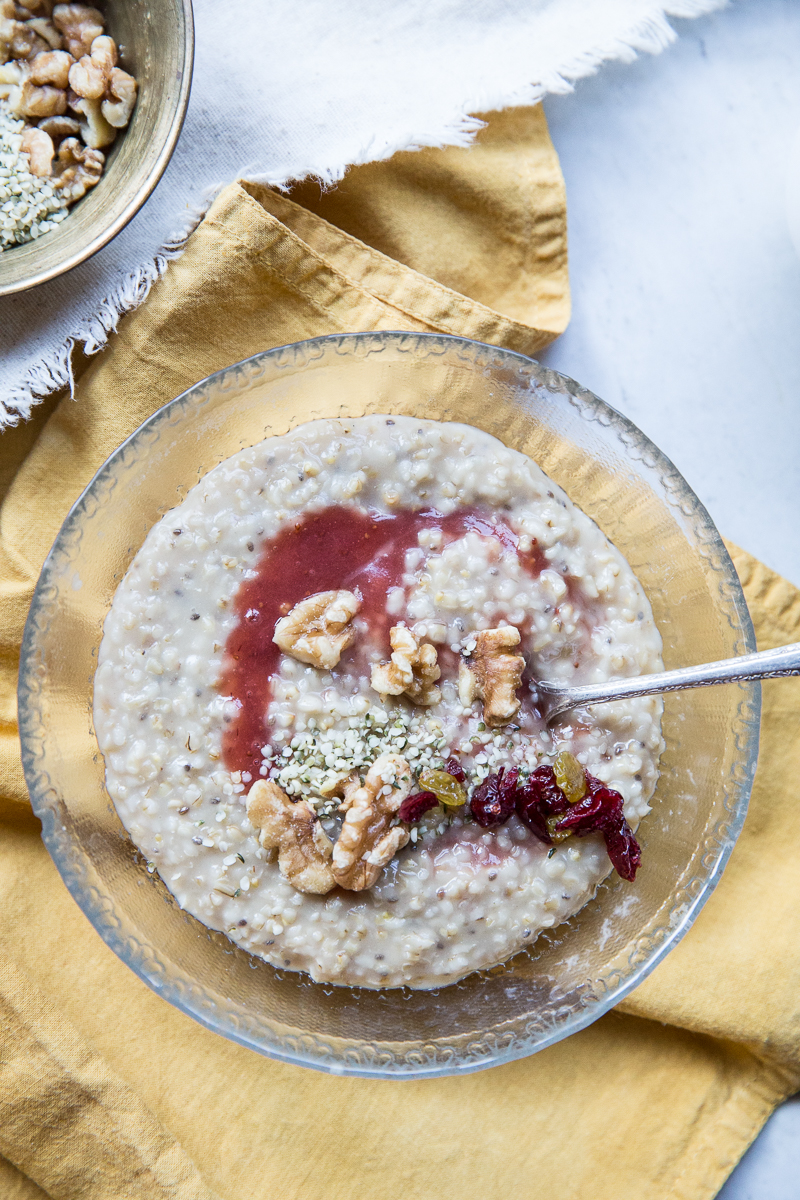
(0, 0), (725, 426)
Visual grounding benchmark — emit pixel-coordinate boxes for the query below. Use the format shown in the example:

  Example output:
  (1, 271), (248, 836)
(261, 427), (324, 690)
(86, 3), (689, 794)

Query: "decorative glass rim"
(18, 332), (760, 1078)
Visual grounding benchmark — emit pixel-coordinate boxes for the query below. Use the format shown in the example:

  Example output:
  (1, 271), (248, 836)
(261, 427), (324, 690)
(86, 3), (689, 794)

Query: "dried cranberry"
(445, 756), (466, 783)
(398, 791), (438, 823)
(603, 820), (641, 881)
(551, 773), (640, 881)
(470, 768), (518, 827)
(514, 765), (569, 844)
(553, 775), (622, 836)
(467, 760), (642, 880)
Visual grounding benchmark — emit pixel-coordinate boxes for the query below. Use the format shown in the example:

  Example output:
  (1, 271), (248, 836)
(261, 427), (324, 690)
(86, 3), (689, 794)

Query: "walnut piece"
(20, 122), (52, 173)
(9, 76), (66, 116)
(459, 626), (525, 726)
(37, 111), (78, 138)
(51, 134), (102, 198)
(273, 590), (360, 669)
(29, 47), (72, 87)
(67, 44), (100, 94)
(67, 38), (134, 129)
(370, 625), (441, 706)
(68, 89), (112, 146)
(246, 780), (335, 895)
(16, 2), (57, 17)
(26, 17), (63, 50)
(52, 3), (102, 58)
(0, 59), (22, 99)
(332, 754), (412, 891)
(101, 63), (135, 127)
(0, 0), (18, 61)
(12, 23), (48, 57)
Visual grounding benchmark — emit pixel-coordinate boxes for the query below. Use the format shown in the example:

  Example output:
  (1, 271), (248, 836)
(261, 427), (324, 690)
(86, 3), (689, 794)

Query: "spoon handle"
(537, 641), (800, 720)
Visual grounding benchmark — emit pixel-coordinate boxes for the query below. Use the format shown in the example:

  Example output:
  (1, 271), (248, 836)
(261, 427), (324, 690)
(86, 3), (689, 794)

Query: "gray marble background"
(540, 1), (800, 1192)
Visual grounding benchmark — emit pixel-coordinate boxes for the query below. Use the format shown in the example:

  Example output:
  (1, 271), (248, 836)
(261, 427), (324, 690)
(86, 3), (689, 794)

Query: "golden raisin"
(545, 814), (573, 844)
(554, 749), (587, 805)
(418, 768), (466, 808)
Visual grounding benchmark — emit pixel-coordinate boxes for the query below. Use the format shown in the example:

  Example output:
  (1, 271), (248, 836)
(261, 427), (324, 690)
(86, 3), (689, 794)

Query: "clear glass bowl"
(18, 332), (760, 1078)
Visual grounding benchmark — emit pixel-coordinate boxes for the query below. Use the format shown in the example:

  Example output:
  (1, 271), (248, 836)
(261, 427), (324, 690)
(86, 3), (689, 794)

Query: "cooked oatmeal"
(94, 415), (664, 989)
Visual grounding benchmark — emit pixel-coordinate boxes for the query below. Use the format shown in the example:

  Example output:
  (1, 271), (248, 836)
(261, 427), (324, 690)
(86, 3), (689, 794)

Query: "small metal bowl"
(0, 0), (194, 296)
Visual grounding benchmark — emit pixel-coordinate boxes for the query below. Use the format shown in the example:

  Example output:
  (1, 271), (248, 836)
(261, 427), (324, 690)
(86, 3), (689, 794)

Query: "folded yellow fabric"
(0, 105), (797, 1200)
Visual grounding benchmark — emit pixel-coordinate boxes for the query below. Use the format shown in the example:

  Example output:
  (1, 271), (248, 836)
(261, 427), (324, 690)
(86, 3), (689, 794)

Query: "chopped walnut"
(0, 59), (22, 98)
(332, 754), (412, 891)
(0, 0), (17, 60)
(9, 76), (66, 116)
(459, 626), (525, 726)
(273, 590), (360, 669)
(67, 37), (134, 130)
(8, 20), (48, 57)
(68, 89), (112, 146)
(51, 134), (102, 198)
(67, 46), (99, 93)
(26, 17), (63, 49)
(29, 47), (72, 87)
(101, 63), (134, 127)
(52, 3), (102, 58)
(37, 111), (77, 138)
(20, 122), (52, 172)
(16, 1), (57, 17)
(246, 780), (335, 895)
(370, 625), (441, 706)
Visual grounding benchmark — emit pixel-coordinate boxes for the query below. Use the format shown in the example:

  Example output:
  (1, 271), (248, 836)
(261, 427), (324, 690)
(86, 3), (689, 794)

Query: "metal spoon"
(534, 642), (800, 725)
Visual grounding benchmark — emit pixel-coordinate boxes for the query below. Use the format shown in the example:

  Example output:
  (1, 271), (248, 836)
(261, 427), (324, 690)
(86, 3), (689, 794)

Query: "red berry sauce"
(220, 504), (546, 776)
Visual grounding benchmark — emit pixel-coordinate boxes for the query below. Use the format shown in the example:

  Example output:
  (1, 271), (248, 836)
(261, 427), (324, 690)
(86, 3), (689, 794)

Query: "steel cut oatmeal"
(94, 415), (664, 989)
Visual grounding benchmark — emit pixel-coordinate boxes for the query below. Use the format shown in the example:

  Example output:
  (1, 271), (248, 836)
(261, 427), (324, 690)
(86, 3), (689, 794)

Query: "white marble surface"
(539, 2), (800, 1193)
(540, 0), (800, 590)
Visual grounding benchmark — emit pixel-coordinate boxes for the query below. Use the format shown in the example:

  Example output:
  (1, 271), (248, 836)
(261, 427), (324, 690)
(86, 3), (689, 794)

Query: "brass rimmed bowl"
(18, 332), (760, 1077)
(0, 0), (194, 296)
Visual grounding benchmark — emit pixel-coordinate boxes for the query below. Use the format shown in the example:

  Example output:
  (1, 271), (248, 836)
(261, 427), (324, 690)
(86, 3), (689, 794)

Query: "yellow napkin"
(0, 105), (798, 1200)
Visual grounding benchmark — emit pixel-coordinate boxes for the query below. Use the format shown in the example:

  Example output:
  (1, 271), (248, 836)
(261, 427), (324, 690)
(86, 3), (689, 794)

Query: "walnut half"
(370, 625), (441, 706)
(51, 134), (102, 199)
(246, 780), (335, 895)
(20, 122), (53, 174)
(332, 754), (412, 892)
(273, 589), (360, 669)
(459, 626), (525, 726)
(52, 3), (102, 59)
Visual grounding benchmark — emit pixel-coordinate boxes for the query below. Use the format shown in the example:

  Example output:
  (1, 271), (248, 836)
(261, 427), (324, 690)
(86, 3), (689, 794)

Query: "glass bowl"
(0, 0), (194, 296)
(18, 332), (760, 1078)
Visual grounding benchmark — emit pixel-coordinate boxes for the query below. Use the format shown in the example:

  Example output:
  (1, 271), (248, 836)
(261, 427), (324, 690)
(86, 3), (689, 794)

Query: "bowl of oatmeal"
(19, 332), (759, 1075)
(0, 0), (193, 295)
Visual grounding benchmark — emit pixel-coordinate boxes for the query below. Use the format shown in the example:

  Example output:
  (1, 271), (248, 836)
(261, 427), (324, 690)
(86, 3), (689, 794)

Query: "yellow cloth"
(0, 105), (797, 1200)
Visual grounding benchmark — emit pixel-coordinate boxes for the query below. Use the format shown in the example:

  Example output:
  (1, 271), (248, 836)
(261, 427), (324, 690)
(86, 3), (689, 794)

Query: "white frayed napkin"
(0, 0), (724, 425)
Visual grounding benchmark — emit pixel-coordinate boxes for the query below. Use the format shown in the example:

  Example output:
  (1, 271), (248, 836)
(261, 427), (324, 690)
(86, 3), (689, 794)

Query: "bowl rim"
(0, 0), (195, 297)
(18, 331), (761, 1078)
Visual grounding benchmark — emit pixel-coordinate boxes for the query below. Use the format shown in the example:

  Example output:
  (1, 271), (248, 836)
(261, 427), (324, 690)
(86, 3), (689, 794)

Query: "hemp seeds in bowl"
(93, 414), (665, 991)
